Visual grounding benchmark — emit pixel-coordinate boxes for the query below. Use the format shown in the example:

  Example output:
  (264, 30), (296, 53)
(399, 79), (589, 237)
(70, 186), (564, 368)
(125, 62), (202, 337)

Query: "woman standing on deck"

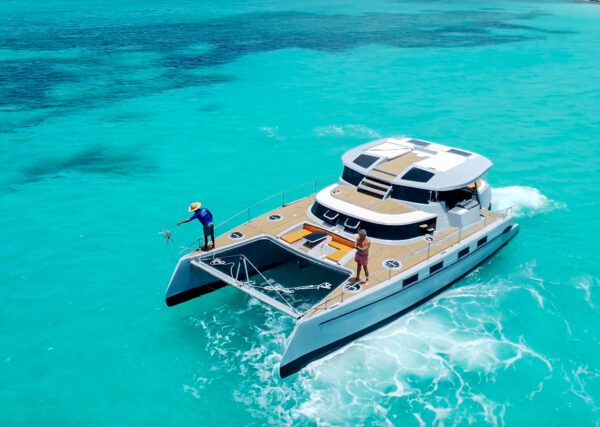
(354, 229), (370, 284)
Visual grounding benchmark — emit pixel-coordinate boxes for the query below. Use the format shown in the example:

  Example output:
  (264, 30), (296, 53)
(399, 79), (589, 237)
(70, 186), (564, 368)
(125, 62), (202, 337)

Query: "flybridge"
(179, 236), (352, 317)
(342, 137), (493, 191)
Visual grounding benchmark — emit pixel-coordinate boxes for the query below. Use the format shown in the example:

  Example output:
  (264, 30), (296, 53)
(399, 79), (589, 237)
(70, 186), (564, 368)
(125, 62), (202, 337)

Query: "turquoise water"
(1, 0), (599, 425)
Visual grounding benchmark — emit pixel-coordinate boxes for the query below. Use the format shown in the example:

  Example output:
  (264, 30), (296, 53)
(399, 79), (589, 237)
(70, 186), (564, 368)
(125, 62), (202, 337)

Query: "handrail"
(213, 174), (339, 232)
(179, 174), (339, 251)
(308, 205), (515, 315)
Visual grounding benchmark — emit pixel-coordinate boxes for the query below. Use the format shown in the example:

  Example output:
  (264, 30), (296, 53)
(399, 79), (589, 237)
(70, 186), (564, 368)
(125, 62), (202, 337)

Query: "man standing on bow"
(177, 202), (215, 251)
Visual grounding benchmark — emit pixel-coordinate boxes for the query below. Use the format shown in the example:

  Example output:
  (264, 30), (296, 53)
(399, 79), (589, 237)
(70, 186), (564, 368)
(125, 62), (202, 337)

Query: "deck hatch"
(401, 167), (435, 183)
(353, 154), (380, 169)
(409, 139), (430, 147)
(448, 148), (472, 157)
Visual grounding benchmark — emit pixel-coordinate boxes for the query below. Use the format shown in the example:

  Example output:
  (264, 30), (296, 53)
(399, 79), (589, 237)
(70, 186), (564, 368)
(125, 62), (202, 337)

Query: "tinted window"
(403, 274), (419, 287)
(401, 168), (435, 183)
(391, 185), (430, 204)
(458, 247), (470, 258)
(353, 154), (380, 168)
(409, 139), (430, 147)
(341, 167), (365, 186)
(429, 261), (443, 274)
(310, 202), (436, 240)
(477, 236), (488, 247)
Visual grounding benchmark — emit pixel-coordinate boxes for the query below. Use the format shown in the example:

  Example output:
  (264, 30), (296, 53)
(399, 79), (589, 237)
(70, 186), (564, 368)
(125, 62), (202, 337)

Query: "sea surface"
(1, 0), (599, 425)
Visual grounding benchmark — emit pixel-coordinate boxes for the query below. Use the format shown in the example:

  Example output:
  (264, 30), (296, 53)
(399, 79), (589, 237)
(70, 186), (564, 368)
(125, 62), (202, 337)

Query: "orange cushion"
(281, 229), (311, 244)
(326, 247), (352, 263)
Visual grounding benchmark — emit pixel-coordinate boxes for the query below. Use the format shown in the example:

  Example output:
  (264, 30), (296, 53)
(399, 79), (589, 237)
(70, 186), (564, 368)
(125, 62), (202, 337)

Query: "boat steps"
(357, 176), (392, 199)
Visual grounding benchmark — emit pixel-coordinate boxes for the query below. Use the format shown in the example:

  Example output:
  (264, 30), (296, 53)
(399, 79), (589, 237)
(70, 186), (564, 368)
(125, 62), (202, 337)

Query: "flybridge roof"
(342, 137), (493, 191)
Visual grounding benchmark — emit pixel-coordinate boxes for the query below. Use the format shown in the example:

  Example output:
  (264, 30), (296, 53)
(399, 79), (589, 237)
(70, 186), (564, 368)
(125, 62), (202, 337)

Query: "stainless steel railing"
(213, 174), (339, 232)
(308, 205), (514, 315)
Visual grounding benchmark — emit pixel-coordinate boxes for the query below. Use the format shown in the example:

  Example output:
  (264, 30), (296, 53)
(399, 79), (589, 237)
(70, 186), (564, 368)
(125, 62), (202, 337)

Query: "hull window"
(429, 261), (443, 274)
(403, 274), (419, 287)
(458, 247), (470, 258)
(477, 236), (488, 247)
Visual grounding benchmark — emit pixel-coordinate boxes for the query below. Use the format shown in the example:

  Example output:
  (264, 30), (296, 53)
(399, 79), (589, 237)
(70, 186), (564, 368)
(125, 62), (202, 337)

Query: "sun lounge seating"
(280, 229), (312, 244)
(326, 241), (353, 263)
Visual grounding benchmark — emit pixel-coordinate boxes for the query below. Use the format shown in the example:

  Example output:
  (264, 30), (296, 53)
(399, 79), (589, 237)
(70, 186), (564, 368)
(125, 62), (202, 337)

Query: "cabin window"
(429, 261), (443, 274)
(310, 202), (437, 241)
(390, 185), (430, 204)
(458, 247), (470, 258)
(401, 168), (435, 183)
(403, 274), (419, 287)
(341, 167), (365, 187)
(502, 225), (513, 235)
(477, 236), (488, 247)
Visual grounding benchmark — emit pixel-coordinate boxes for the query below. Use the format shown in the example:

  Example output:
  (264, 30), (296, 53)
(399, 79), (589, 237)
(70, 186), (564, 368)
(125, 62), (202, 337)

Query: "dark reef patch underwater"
(0, 10), (567, 131)
(16, 145), (152, 183)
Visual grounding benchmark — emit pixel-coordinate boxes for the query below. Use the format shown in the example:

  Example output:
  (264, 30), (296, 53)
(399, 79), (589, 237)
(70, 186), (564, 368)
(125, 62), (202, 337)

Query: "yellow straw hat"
(188, 202), (202, 212)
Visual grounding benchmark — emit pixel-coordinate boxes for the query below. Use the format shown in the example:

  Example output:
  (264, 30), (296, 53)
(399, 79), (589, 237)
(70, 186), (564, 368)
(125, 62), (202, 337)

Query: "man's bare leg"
(353, 264), (362, 282)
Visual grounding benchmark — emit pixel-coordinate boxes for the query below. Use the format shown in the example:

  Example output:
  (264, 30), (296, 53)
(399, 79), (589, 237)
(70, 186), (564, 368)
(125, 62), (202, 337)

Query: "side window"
(477, 236), (487, 247)
(458, 247), (469, 258)
(341, 167), (365, 186)
(429, 261), (443, 274)
(403, 274), (419, 287)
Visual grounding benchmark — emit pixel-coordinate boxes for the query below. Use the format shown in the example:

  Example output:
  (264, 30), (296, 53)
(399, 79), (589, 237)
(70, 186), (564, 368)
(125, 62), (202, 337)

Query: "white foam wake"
(289, 265), (554, 426)
(314, 124), (381, 139)
(190, 264), (558, 426)
(491, 186), (562, 217)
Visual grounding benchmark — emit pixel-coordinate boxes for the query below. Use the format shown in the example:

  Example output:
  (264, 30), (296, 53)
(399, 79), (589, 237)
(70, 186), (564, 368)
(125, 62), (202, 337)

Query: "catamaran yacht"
(165, 137), (518, 378)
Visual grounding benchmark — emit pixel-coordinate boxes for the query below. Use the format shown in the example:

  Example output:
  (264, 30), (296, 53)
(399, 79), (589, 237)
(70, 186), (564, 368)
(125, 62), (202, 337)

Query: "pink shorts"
(355, 252), (369, 266)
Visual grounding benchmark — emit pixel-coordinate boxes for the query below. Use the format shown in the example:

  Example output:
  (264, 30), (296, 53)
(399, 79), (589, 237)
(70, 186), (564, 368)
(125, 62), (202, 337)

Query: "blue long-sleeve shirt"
(189, 208), (213, 226)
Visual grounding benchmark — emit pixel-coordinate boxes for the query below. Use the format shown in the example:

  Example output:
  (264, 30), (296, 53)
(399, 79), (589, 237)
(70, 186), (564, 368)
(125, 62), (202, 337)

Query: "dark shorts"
(203, 222), (214, 235)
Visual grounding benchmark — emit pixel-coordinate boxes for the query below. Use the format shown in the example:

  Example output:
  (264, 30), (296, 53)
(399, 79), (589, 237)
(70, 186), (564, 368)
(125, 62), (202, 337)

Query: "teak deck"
(206, 189), (504, 319)
(372, 152), (424, 177)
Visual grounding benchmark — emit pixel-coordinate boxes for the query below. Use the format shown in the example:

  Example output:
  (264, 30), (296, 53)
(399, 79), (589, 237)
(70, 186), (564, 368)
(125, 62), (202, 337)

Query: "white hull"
(280, 220), (518, 377)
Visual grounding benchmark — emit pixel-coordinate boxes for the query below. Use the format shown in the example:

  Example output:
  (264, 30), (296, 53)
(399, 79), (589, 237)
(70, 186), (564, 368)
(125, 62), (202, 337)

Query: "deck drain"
(344, 282), (362, 293)
(229, 231), (244, 240)
(382, 259), (402, 270)
(268, 214), (283, 221)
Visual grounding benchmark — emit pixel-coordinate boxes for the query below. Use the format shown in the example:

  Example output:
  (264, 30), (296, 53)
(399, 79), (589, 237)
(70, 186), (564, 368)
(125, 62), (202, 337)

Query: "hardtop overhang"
(342, 137), (493, 191)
